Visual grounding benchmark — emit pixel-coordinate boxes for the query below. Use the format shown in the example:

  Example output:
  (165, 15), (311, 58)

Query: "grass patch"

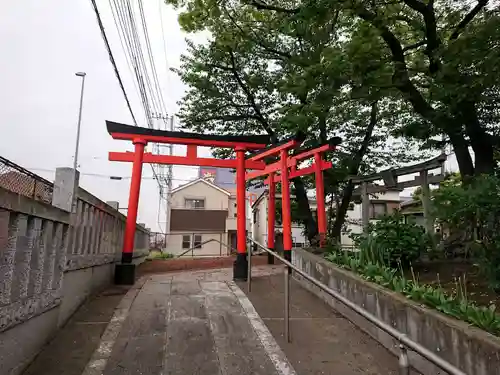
(147, 250), (175, 260)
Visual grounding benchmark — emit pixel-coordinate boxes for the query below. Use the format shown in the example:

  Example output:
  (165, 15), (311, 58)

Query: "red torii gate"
(106, 121), (339, 284)
(245, 138), (340, 264)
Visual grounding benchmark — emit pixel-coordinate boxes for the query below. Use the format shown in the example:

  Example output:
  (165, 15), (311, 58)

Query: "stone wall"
(292, 248), (500, 375)
(0, 186), (149, 375)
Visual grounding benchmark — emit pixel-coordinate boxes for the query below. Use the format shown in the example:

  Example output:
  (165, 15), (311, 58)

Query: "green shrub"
(147, 251), (175, 260)
(433, 174), (500, 289)
(351, 213), (429, 267)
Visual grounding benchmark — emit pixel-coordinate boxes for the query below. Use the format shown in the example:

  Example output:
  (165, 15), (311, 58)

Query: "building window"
(253, 209), (258, 224)
(369, 203), (387, 219)
(182, 235), (191, 249)
(185, 198), (205, 209)
(193, 234), (202, 248)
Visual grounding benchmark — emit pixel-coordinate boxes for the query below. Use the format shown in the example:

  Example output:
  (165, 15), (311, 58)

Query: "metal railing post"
(399, 344), (410, 375)
(247, 237), (467, 375)
(247, 242), (252, 292)
(284, 267), (290, 342)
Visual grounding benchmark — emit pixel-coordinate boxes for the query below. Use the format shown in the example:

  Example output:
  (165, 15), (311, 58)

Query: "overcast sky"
(0, 0), (210, 232)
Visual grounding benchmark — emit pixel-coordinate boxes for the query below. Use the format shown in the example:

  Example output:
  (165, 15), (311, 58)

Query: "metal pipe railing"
(176, 238), (233, 258)
(247, 238), (467, 375)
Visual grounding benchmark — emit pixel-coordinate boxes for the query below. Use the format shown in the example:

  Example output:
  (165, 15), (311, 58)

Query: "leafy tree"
(411, 171), (461, 201)
(350, 212), (429, 267)
(433, 175), (500, 289)
(169, 0), (500, 180)
(169, 0), (427, 243)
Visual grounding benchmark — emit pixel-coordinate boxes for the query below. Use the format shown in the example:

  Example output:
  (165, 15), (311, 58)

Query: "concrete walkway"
(238, 273), (417, 375)
(23, 265), (414, 375)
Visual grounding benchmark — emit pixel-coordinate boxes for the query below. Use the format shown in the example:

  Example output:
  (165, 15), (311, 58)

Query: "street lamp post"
(74, 72), (86, 170)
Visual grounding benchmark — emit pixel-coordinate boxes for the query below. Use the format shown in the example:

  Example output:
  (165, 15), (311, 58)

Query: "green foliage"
(167, 0), (500, 178)
(166, 0), (500, 255)
(412, 172), (462, 202)
(147, 251), (175, 260)
(325, 250), (500, 336)
(433, 174), (500, 288)
(351, 213), (429, 267)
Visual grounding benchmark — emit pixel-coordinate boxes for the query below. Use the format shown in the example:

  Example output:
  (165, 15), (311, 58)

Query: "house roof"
(171, 178), (231, 196)
(252, 190), (268, 208)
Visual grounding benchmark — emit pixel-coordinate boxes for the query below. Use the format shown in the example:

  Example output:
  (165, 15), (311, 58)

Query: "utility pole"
(151, 113), (174, 249)
(73, 72), (86, 171)
(166, 115), (174, 242)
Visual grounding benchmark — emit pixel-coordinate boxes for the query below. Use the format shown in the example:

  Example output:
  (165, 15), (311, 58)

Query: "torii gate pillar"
(233, 148), (248, 280)
(115, 138), (146, 285)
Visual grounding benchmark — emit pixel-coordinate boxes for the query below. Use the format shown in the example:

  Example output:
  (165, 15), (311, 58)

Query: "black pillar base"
(122, 252), (133, 263)
(233, 253), (248, 281)
(284, 250), (292, 274)
(115, 263), (136, 285)
(267, 249), (275, 265)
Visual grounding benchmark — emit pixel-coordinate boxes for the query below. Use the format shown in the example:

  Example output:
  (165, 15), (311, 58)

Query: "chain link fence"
(0, 156), (53, 204)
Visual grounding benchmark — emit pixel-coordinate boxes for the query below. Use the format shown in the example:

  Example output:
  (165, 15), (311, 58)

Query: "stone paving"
(23, 265), (416, 375)
(59, 265), (290, 375)
(238, 273), (420, 375)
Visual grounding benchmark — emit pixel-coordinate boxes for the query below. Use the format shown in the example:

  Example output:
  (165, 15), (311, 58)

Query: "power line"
(138, 0), (168, 116)
(158, 0), (171, 110)
(89, 0), (138, 126)
(27, 167), (196, 183)
(107, 0), (142, 112)
(92, 0), (182, 233)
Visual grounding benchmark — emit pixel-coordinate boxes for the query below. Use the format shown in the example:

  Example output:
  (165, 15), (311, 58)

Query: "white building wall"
(170, 181), (229, 210)
(165, 232), (228, 257)
(252, 196), (268, 245)
(251, 190), (402, 248)
(252, 195), (316, 248)
(341, 190), (402, 246)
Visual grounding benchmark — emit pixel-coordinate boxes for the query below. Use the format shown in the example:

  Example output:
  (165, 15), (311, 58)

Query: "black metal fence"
(0, 156), (53, 204)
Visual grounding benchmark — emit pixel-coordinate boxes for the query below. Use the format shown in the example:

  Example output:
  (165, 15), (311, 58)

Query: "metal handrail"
(247, 237), (467, 375)
(176, 238), (233, 258)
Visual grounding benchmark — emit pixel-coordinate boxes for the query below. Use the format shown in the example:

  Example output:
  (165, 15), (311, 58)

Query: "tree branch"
(223, 6), (292, 60)
(331, 101), (378, 239)
(244, 0), (299, 14)
(402, 0), (427, 13)
(403, 0), (441, 73)
(402, 40), (426, 52)
(450, 0), (489, 40)
(227, 50), (277, 139)
(354, 5), (442, 126)
(192, 114), (262, 123)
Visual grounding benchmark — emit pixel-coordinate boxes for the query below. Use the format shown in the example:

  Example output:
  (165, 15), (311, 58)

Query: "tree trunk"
(292, 176), (318, 242)
(459, 100), (495, 175)
(331, 101), (378, 240)
(331, 181), (355, 239)
(447, 129), (475, 180)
